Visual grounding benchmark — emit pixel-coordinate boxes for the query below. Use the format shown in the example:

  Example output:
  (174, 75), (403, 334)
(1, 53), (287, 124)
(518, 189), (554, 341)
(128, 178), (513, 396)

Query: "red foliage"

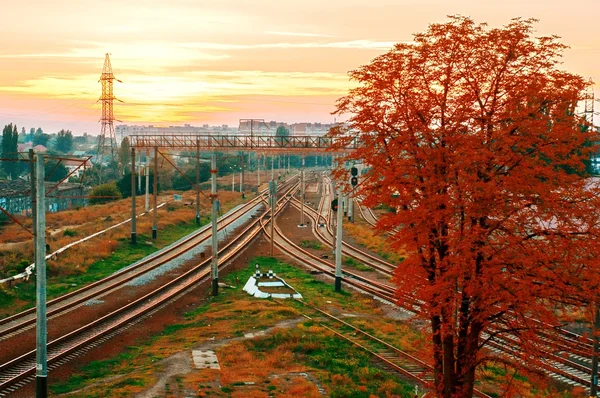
(332, 16), (600, 397)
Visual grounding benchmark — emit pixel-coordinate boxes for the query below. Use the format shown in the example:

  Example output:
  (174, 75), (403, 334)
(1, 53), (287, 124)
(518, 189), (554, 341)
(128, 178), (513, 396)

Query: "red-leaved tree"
(331, 16), (600, 397)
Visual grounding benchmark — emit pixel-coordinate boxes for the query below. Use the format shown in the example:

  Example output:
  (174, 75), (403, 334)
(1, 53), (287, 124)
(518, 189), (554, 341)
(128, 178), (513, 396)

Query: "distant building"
(0, 180), (86, 216)
(63, 158), (92, 178)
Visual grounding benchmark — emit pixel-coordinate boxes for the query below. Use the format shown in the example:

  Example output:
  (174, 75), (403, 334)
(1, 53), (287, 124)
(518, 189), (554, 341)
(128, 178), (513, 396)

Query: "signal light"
(331, 199), (339, 211)
(350, 176), (358, 187)
(351, 167), (358, 176)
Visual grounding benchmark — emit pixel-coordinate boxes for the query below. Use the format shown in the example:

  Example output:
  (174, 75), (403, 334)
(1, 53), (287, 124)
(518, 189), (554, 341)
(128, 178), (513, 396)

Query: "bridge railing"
(128, 133), (358, 153)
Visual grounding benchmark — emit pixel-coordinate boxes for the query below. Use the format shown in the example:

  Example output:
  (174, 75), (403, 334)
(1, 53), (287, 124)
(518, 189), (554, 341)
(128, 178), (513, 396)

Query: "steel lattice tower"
(98, 53), (121, 165)
(583, 78), (596, 129)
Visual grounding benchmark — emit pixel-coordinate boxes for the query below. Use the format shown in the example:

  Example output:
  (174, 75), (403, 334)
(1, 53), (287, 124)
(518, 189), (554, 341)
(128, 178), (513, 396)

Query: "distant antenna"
(98, 53), (122, 168)
(583, 78), (596, 129)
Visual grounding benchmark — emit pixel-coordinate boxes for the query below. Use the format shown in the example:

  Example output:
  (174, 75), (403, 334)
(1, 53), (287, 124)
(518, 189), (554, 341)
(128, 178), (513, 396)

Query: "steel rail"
(0, 180), (301, 394)
(0, 182), (295, 340)
(282, 299), (492, 398)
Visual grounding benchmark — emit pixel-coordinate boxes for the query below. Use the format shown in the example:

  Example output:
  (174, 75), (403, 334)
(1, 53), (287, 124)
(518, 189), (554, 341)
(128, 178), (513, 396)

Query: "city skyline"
(1, 0), (598, 135)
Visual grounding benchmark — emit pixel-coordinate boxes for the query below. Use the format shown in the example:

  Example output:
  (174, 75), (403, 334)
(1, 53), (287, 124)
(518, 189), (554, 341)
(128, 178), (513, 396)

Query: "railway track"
(291, 185), (396, 276)
(319, 178), (597, 390)
(270, 297), (491, 398)
(0, 176), (299, 341)
(0, 180), (301, 396)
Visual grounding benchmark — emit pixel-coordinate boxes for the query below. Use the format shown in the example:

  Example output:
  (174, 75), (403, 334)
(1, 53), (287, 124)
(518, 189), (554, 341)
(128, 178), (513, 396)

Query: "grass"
(47, 256), (579, 398)
(299, 239), (323, 250)
(343, 256), (373, 272)
(49, 257), (418, 397)
(3, 219), (206, 315)
(344, 222), (404, 264)
(0, 191), (247, 319)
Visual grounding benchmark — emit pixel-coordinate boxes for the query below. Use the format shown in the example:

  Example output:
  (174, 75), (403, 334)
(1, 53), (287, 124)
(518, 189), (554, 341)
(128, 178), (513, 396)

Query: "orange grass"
(0, 190), (244, 277)
(344, 222), (404, 264)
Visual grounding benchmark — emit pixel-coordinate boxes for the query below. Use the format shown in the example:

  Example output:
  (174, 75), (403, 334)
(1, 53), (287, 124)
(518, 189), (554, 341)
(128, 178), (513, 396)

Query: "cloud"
(265, 31), (336, 38)
(180, 39), (399, 51)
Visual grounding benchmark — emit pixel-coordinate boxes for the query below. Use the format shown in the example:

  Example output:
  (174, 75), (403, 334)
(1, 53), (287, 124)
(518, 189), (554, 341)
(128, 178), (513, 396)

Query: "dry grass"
(344, 222), (405, 264)
(0, 189), (245, 278)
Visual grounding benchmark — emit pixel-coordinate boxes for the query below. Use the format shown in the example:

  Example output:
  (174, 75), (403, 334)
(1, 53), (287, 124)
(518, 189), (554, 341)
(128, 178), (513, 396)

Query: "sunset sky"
(1, 0), (598, 135)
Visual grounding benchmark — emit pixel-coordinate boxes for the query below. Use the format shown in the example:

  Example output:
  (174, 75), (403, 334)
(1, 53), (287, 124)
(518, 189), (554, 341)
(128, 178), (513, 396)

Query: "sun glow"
(0, 0), (598, 132)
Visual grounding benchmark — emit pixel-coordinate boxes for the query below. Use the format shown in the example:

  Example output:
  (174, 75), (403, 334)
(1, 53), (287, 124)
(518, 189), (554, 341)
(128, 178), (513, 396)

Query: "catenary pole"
(145, 154), (150, 212)
(35, 152), (47, 398)
(152, 147), (158, 239)
(196, 139), (200, 224)
(335, 185), (343, 291)
(211, 153), (219, 296)
(591, 303), (600, 396)
(300, 156), (305, 226)
(131, 148), (136, 244)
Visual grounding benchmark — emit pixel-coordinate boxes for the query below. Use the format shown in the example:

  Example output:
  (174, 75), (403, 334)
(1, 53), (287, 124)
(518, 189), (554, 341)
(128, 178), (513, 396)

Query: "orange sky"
(0, 0), (598, 135)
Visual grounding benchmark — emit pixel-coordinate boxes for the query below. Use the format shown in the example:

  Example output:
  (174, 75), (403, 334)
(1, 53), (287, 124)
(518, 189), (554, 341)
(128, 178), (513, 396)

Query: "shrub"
(89, 183), (121, 205)
(63, 228), (77, 237)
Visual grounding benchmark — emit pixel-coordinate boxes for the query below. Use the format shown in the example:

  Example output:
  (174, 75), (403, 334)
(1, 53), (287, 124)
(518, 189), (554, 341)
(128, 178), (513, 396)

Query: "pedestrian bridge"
(128, 133), (358, 153)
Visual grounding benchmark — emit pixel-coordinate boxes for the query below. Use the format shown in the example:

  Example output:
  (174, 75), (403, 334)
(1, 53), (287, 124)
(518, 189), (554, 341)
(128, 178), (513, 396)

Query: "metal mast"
(98, 53), (121, 165)
(583, 78), (596, 128)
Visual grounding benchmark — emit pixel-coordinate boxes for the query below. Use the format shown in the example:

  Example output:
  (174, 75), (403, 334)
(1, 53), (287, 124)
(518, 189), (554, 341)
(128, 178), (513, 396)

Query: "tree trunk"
(432, 314), (445, 395)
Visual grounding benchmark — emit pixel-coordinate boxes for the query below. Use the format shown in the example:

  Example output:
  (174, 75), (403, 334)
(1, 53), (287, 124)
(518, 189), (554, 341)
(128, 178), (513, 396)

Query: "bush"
(63, 228), (77, 237)
(89, 183), (121, 205)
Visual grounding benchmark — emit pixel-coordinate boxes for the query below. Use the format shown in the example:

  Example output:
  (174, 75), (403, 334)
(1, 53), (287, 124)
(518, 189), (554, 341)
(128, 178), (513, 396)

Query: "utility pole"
(137, 153), (141, 194)
(131, 148), (136, 244)
(335, 185), (343, 291)
(232, 172), (235, 192)
(257, 155), (260, 189)
(211, 153), (219, 296)
(145, 153), (150, 212)
(152, 147), (158, 239)
(269, 179), (276, 257)
(35, 152), (47, 398)
(299, 156), (305, 227)
(592, 303), (600, 396)
(196, 139), (200, 224)
(240, 154), (245, 196)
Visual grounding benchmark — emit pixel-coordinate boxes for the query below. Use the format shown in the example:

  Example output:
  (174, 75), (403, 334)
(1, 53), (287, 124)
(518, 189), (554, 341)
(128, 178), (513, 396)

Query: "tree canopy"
(331, 16), (600, 397)
(55, 129), (73, 153)
(118, 137), (131, 174)
(1, 124), (19, 179)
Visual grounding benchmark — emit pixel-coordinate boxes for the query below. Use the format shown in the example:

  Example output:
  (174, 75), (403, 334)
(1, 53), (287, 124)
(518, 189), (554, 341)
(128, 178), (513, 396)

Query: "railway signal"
(331, 198), (339, 211)
(350, 176), (358, 187)
(351, 166), (358, 176)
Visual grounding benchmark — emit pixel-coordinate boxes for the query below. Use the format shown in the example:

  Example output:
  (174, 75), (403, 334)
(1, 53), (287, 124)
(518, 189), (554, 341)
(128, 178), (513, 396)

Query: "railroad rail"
(317, 179), (597, 390)
(0, 177), (297, 341)
(0, 180), (301, 395)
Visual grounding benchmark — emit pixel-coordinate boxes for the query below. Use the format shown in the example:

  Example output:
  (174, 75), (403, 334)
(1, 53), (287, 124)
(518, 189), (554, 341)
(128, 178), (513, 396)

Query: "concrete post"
(240, 155), (244, 195)
(269, 180), (276, 257)
(152, 147), (158, 239)
(211, 153), (219, 296)
(300, 156), (305, 227)
(592, 303), (600, 396)
(145, 159), (150, 212)
(35, 153), (47, 398)
(335, 185), (343, 291)
(138, 153), (141, 194)
(196, 140), (200, 224)
(131, 148), (136, 244)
